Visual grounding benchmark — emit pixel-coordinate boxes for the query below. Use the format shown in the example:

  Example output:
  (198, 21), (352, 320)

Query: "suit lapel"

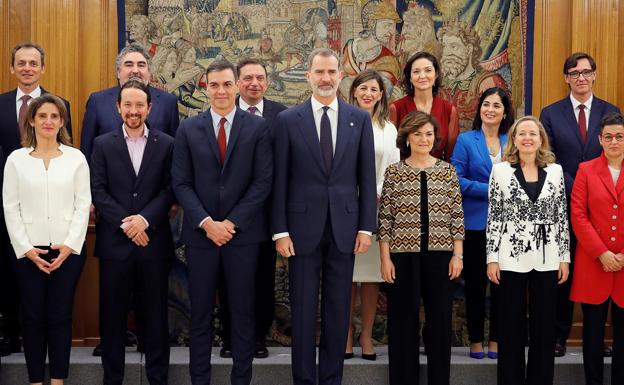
(113, 130), (138, 183)
(596, 154), (619, 200)
(332, 100), (352, 173)
(6, 89), (20, 145)
(586, 99), (604, 154)
(203, 111), (222, 165)
(223, 108), (244, 170)
(561, 100), (583, 146)
(513, 164), (546, 203)
(475, 130), (493, 170)
(135, 130), (158, 187)
(297, 100), (326, 174)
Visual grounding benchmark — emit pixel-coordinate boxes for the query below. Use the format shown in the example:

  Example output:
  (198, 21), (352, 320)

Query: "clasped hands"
(599, 251), (624, 272)
(25, 244), (73, 274)
(202, 218), (236, 246)
(122, 215), (149, 246)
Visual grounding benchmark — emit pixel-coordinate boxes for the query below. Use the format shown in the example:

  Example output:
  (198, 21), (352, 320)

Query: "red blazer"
(570, 153), (624, 307)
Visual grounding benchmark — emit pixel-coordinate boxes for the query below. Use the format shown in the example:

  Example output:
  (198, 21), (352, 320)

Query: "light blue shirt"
(210, 107), (237, 142)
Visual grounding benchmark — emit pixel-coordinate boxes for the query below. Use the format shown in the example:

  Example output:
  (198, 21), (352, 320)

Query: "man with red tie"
(0, 41), (72, 357)
(540, 52), (620, 357)
(172, 60), (272, 385)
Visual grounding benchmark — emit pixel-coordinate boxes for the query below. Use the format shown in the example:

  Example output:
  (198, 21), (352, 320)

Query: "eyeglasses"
(601, 134), (624, 142)
(567, 70), (594, 79)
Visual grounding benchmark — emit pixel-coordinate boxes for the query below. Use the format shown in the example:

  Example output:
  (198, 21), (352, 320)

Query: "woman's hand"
(599, 251), (621, 272)
(487, 262), (501, 284)
(381, 256), (396, 283)
(448, 255), (463, 280)
(48, 244), (73, 272)
(558, 262), (570, 284)
(25, 248), (50, 274)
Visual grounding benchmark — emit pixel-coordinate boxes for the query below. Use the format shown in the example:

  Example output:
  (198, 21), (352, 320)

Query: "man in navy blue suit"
(172, 60), (272, 385)
(540, 52), (620, 357)
(271, 48), (377, 385)
(90, 80), (174, 385)
(0, 41), (72, 357)
(218, 57), (287, 360)
(80, 43), (179, 162)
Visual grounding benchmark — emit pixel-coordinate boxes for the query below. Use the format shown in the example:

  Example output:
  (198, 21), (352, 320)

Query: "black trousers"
(13, 247), (85, 383)
(463, 230), (498, 343)
(497, 270), (558, 385)
(555, 223), (576, 344)
(0, 233), (20, 344)
(386, 251), (453, 385)
(288, 222), (354, 385)
(219, 240), (276, 346)
(187, 244), (258, 385)
(99, 254), (171, 385)
(581, 299), (624, 385)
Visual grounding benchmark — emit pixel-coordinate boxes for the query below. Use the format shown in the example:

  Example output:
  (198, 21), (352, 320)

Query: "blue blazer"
(540, 96), (620, 194)
(451, 129), (508, 230)
(80, 85), (179, 162)
(271, 98), (377, 254)
(90, 129), (175, 260)
(172, 107), (272, 248)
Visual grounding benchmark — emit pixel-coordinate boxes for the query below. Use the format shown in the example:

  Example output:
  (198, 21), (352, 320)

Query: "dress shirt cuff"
(358, 231), (372, 236)
(199, 216), (211, 228)
(137, 215), (149, 229)
(272, 232), (289, 241)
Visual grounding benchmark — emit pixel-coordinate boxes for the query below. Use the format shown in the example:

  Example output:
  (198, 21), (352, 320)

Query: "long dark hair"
(400, 51), (443, 97)
(348, 69), (389, 127)
(471, 87), (514, 134)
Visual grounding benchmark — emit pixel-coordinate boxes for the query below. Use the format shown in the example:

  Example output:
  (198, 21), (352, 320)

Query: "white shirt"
(15, 86), (42, 121)
(609, 165), (621, 186)
(238, 98), (264, 117)
(310, 96), (338, 153)
(570, 93), (593, 131)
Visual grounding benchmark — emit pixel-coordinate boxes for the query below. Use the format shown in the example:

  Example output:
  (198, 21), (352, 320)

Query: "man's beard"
(441, 55), (467, 78)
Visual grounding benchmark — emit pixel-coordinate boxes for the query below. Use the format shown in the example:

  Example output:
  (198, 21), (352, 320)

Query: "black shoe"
(0, 337), (21, 357)
(254, 341), (269, 358)
(554, 342), (566, 357)
(604, 344), (613, 357)
(361, 352), (377, 361)
(220, 344), (232, 358)
(344, 352), (354, 359)
(92, 343), (103, 357)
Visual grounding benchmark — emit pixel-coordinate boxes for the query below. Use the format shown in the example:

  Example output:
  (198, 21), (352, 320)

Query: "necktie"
(247, 106), (258, 115)
(18, 95), (32, 140)
(578, 104), (587, 144)
(217, 117), (227, 165)
(320, 106), (333, 174)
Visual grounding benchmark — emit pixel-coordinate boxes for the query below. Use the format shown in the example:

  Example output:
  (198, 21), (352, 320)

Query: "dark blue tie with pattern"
(320, 106), (333, 174)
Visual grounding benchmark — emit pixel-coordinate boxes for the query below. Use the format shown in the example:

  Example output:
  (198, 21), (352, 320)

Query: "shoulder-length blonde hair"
(23, 94), (73, 148)
(504, 115), (555, 167)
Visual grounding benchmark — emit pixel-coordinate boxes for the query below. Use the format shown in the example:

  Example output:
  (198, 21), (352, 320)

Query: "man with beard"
(272, 48), (376, 385)
(437, 21), (507, 130)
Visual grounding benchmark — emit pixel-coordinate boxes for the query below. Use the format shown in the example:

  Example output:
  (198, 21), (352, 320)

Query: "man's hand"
(354, 233), (372, 254)
(132, 231), (150, 247)
(202, 219), (235, 246)
(49, 244), (73, 272)
(122, 215), (148, 239)
(276, 236), (295, 258)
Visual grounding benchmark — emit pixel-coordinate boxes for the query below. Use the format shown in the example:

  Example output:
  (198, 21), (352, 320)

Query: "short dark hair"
(563, 52), (596, 74)
(237, 58), (267, 77)
(401, 51), (443, 97)
(23, 94), (72, 148)
(599, 111), (624, 134)
(306, 48), (339, 70)
(472, 87), (514, 134)
(207, 59), (238, 80)
(116, 43), (152, 73)
(11, 42), (45, 67)
(117, 79), (151, 105)
(396, 111), (440, 158)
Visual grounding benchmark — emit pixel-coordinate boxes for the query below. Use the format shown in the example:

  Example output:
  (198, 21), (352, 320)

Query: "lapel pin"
(350, 122), (354, 126)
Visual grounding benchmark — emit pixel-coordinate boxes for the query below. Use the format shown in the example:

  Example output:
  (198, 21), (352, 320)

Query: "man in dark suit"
(540, 51), (621, 357)
(218, 58), (287, 360)
(271, 48), (377, 385)
(90, 80), (174, 385)
(0, 41), (72, 357)
(172, 60), (272, 385)
(80, 43), (179, 162)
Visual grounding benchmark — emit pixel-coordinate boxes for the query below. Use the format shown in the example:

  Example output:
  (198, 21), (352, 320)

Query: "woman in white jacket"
(486, 116), (570, 385)
(3, 94), (90, 385)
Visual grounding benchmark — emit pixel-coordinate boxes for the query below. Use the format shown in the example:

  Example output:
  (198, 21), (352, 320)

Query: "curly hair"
(504, 116), (555, 167)
(437, 21), (482, 69)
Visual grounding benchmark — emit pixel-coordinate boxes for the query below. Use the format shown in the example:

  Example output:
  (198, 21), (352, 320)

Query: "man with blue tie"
(90, 80), (175, 385)
(540, 52), (620, 357)
(271, 48), (377, 385)
(172, 60), (272, 385)
(218, 57), (287, 359)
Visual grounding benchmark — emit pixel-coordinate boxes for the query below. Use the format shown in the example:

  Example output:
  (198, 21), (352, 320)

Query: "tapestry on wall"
(120, 0), (534, 347)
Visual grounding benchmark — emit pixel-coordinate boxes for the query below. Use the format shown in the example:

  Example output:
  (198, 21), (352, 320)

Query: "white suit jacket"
(373, 120), (401, 196)
(486, 161), (570, 272)
(3, 144), (91, 258)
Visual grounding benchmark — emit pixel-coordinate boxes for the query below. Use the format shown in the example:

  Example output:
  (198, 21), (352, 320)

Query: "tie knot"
(20, 95), (31, 103)
(247, 106), (258, 114)
(579, 104), (585, 111)
(219, 117), (227, 127)
(322, 106), (330, 113)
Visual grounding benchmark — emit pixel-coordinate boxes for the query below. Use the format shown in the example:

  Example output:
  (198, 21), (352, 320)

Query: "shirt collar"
(16, 86), (42, 101)
(239, 97), (264, 115)
(311, 95), (338, 113)
(122, 124), (149, 139)
(210, 107), (237, 128)
(570, 93), (593, 111)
